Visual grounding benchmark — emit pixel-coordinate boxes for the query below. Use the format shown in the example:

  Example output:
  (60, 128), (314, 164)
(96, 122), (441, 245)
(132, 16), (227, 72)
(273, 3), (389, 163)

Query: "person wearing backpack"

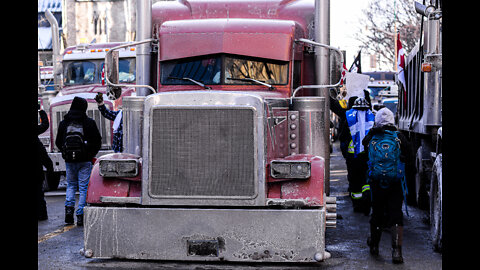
(55, 96), (102, 226)
(362, 107), (412, 264)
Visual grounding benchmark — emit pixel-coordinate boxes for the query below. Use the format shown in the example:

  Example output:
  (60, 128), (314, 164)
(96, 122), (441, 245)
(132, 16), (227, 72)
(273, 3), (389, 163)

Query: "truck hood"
(60, 84), (135, 97)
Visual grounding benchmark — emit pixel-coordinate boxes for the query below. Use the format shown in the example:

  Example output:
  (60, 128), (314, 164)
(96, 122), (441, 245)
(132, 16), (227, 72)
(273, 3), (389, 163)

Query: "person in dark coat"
(37, 104), (53, 221)
(55, 96), (101, 226)
(362, 108), (412, 264)
(329, 89), (372, 213)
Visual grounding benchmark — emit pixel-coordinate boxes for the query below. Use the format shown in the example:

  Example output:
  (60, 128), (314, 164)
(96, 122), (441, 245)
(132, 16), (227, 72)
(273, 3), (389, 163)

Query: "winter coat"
(55, 97), (102, 162)
(37, 110), (51, 173)
(98, 104), (123, 153)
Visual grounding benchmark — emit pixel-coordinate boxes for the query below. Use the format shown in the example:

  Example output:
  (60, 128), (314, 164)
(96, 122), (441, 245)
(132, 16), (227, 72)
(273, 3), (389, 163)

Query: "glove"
(95, 92), (104, 106)
(329, 88), (338, 99)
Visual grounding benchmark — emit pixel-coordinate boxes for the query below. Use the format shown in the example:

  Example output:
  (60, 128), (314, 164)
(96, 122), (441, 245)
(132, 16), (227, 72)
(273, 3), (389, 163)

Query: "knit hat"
(375, 107), (395, 127)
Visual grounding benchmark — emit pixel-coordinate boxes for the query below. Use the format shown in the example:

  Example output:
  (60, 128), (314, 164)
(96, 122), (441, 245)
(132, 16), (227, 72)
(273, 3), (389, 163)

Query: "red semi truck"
(82, 0), (343, 263)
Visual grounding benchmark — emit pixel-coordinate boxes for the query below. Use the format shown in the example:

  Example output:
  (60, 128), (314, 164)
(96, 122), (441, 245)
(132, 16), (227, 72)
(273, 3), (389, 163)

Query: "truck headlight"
(99, 159), (139, 178)
(270, 160), (311, 179)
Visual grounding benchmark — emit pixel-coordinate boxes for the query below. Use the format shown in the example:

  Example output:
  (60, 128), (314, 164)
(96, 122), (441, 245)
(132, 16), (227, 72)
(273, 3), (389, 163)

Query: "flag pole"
(394, 0), (397, 71)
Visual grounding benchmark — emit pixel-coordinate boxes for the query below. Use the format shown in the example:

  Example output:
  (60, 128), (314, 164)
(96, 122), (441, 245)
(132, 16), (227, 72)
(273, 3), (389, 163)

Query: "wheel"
(415, 147), (430, 210)
(430, 154), (442, 253)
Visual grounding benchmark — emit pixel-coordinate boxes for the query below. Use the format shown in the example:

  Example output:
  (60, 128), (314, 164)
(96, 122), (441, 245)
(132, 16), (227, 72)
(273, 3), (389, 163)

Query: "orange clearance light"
(130, 48), (135, 51)
(97, 49), (103, 52)
(421, 63), (432, 72)
(90, 49), (96, 53)
(105, 49), (110, 52)
(66, 51), (72, 54)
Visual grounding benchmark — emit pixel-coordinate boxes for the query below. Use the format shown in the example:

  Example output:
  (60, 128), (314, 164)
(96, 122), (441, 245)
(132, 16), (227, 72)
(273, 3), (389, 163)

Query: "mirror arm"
(104, 39), (158, 94)
(292, 38), (344, 97)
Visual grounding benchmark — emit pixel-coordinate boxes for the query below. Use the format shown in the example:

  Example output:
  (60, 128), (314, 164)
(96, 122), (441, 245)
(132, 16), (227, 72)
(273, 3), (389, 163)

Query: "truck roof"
(63, 42), (136, 60)
(152, 0), (314, 38)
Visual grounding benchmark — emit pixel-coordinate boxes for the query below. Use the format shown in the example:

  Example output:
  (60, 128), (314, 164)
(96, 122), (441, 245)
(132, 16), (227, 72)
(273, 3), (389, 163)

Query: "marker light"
(421, 62), (432, 72)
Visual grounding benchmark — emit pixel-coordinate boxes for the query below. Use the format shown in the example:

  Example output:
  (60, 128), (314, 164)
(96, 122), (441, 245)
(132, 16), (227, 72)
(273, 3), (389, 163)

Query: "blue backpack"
(367, 130), (405, 188)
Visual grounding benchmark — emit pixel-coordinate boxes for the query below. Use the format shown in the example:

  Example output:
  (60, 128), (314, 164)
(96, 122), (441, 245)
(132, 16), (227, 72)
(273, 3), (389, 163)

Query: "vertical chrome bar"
(136, 0), (153, 97)
(314, 0), (331, 194)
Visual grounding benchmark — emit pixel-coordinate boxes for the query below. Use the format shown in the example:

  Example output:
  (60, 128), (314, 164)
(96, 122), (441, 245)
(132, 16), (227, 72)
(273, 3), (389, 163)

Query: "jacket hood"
(65, 96), (88, 121)
(70, 96), (88, 112)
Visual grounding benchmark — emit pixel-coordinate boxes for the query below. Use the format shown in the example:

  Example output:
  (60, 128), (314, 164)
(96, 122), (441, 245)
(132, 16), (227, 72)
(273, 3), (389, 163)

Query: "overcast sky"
(330, 0), (376, 71)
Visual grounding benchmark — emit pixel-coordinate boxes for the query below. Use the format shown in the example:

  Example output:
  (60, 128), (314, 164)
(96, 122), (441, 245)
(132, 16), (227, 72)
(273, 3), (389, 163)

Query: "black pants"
(37, 167), (48, 219)
(370, 181), (404, 228)
(346, 153), (368, 194)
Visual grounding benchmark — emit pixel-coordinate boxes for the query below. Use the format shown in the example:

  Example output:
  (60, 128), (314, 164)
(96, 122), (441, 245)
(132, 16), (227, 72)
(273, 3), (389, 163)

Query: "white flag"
(397, 33), (406, 89)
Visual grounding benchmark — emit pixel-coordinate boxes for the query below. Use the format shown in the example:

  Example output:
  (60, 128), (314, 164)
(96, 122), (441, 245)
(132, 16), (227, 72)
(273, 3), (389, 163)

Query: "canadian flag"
(397, 33), (406, 89)
(101, 65), (105, 86)
(340, 62), (347, 85)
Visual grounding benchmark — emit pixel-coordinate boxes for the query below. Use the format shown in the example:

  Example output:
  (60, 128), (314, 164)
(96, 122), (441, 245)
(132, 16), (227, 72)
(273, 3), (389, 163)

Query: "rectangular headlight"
(99, 159), (139, 178)
(270, 160), (311, 179)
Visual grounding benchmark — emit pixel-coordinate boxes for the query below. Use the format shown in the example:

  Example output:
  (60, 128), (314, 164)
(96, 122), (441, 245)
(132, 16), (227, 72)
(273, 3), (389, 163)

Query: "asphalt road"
(37, 141), (442, 269)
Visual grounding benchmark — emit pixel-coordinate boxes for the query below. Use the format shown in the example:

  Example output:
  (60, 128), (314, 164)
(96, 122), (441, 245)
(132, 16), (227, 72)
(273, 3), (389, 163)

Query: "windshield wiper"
(168, 76), (212, 90)
(227, 77), (275, 90)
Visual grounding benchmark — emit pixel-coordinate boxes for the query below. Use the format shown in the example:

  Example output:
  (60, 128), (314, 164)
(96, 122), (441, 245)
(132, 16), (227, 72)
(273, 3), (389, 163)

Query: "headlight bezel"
(270, 160), (311, 179)
(99, 158), (139, 178)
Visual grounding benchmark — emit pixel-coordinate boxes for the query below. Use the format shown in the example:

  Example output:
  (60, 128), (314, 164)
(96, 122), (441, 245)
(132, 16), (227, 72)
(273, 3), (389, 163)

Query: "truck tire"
(429, 154), (442, 253)
(415, 147), (430, 210)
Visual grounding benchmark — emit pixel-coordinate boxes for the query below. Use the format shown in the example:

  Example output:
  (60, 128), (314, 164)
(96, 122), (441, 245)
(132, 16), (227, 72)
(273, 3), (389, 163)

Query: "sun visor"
(159, 19), (295, 61)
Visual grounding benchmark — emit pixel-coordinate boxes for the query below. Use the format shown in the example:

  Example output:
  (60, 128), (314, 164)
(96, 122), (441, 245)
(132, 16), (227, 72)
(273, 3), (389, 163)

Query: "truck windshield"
(63, 58), (136, 86)
(224, 56), (287, 85)
(161, 54), (288, 86)
(64, 61), (96, 85)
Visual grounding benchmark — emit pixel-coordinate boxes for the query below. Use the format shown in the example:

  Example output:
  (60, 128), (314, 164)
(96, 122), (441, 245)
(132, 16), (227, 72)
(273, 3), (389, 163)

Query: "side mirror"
(414, 1), (436, 17)
(105, 50), (122, 100)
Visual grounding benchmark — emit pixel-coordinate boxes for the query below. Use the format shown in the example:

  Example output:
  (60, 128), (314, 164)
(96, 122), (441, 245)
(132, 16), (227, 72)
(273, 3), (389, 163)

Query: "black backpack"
(62, 121), (87, 162)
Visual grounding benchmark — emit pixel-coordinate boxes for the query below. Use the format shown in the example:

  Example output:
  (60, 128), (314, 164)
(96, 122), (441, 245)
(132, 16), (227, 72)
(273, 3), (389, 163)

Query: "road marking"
(330, 192), (350, 197)
(38, 225), (76, 244)
(330, 169), (348, 175)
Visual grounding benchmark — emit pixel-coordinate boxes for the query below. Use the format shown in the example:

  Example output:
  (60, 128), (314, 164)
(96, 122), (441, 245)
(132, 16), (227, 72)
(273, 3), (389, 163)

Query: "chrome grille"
(149, 107), (256, 198)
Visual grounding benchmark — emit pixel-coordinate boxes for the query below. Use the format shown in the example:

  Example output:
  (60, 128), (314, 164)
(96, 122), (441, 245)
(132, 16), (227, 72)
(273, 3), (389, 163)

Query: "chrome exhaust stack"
(136, 0), (153, 97)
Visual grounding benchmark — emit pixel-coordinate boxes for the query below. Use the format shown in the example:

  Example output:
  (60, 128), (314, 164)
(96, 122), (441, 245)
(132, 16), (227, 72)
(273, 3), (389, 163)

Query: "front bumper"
(83, 206), (330, 262)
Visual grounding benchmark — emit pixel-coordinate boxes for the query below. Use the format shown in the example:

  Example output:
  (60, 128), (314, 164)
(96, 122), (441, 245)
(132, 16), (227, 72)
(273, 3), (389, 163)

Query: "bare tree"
(355, 0), (422, 69)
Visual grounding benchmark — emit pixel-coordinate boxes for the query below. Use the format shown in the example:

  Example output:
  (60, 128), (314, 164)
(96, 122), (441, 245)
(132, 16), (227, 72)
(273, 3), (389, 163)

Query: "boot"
(391, 224), (404, 264)
(65, 206), (75, 225)
(76, 214), (83, 227)
(367, 224), (381, 256)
